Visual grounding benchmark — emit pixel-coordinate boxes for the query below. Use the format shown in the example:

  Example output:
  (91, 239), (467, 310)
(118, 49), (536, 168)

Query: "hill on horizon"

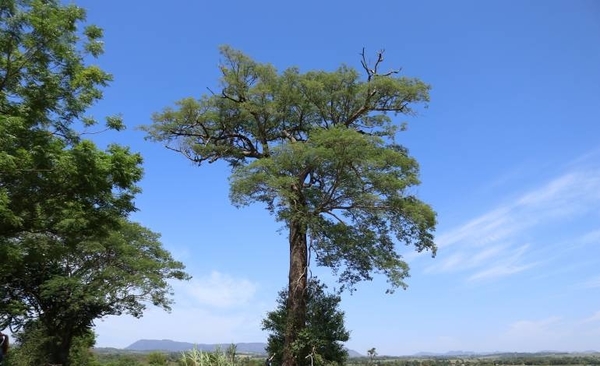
(125, 339), (266, 354)
(123, 339), (363, 357)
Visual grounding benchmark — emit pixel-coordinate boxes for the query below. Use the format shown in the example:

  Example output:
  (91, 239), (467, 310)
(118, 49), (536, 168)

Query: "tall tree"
(146, 46), (436, 366)
(0, 1), (190, 365)
(263, 279), (350, 366)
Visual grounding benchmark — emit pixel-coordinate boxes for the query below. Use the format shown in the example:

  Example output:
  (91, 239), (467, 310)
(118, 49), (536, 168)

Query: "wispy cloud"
(581, 229), (600, 246)
(579, 275), (600, 289)
(506, 316), (563, 335)
(94, 270), (268, 348)
(423, 153), (600, 283)
(177, 271), (258, 308)
(495, 313), (600, 352)
(583, 311), (600, 323)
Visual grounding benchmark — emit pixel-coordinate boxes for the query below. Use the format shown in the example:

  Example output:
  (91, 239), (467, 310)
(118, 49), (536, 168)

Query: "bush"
(147, 351), (168, 366)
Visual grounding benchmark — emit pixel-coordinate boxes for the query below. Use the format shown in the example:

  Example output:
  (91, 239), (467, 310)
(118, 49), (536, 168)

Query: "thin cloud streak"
(583, 311), (600, 324)
(579, 275), (600, 289)
(423, 155), (600, 283)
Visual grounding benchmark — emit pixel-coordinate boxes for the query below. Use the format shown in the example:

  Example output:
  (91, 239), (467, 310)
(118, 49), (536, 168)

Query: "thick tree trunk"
(47, 326), (73, 366)
(282, 217), (308, 366)
(51, 337), (72, 366)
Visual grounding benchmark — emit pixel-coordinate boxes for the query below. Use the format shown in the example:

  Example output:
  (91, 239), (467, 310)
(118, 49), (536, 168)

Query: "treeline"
(93, 350), (268, 366)
(348, 354), (600, 366)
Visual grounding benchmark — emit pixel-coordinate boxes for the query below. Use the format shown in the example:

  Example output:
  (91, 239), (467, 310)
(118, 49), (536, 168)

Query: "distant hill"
(411, 350), (599, 357)
(125, 340), (266, 354)
(346, 349), (363, 358)
(414, 351), (479, 357)
(124, 339), (363, 357)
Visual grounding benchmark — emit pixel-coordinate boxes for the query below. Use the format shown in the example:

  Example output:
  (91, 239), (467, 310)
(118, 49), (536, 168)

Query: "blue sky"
(71, 0), (600, 356)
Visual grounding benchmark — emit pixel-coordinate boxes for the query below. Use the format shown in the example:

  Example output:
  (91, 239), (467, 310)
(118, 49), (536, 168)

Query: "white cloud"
(583, 311), (600, 323)
(581, 229), (600, 245)
(94, 271), (268, 349)
(516, 173), (578, 207)
(467, 244), (538, 281)
(579, 275), (600, 289)
(421, 157), (600, 283)
(501, 317), (564, 346)
(495, 314), (600, 352)
(178, 271), (258, 308)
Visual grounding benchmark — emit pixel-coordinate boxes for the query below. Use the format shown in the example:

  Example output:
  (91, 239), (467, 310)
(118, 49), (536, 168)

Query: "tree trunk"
(49, 329), (73, 366)
(282, 217), (308, 366)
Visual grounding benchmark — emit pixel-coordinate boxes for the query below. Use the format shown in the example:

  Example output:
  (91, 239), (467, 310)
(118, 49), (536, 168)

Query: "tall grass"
(179, 347), (232, 366)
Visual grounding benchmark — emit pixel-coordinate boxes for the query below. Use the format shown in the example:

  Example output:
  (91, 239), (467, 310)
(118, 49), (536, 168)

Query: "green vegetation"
(146, 45), (437, 366)
(263, 279), (350, 366)
(0, 1), (189, 365)
(4, 2), (584, 366)
(93, 347), (269, 366)
(346, 353), (600, 366)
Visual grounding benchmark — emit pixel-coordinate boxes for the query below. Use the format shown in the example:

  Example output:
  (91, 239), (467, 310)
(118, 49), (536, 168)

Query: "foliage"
(146, 46), (436, 366)
(147, 351), (169, 366)
(104, 355), (143, 366)
(367, 348), (377, 364)
(0, 0), (122, 141)
(95, 352), (146, 366)
(345, 354), (600, 366)
(262, 279), (349, 366)
(6, 320), (101, 366)
(0, 217), (189, 365)
(226, 344), (238, 366)
(179, 347), (232, 366)
(0, 1), (190, 365)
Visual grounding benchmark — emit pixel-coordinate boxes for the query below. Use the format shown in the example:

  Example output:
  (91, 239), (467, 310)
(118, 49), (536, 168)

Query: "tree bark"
(53, 333), (72, 366)
(44, 322), (73, 366)
(282, 217), (308, 366)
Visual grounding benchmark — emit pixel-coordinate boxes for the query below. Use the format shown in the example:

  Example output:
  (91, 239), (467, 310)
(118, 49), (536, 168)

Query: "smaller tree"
(367, 348), (377, 365)
(263, 279), (350, 366)
(226, 343), (238, 366)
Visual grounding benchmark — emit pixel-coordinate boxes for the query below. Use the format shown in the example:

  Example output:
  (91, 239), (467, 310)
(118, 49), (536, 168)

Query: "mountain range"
(116, 340), (598, 358)
(124, 339), (363, 357)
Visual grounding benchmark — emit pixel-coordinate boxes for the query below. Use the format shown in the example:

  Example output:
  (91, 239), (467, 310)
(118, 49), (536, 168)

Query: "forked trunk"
(282, 217), (308, 366)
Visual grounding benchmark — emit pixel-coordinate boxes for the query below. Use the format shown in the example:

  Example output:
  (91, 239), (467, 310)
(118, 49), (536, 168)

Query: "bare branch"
(221, 90), (245, 103)
(282, 129), (297, 142)
(324, 210), (346, 224)
(360, 47), (374, 81)
(359, 48), (402, 82)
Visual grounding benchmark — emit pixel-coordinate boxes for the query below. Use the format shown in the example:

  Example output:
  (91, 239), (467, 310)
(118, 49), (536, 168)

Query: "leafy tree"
(146, 351), (168, 366)
(367, 348), (377, 364)
(0, 1), (190, 365)
(5, 320), (100, 366)
(146, 46), (437, 366)
(226, 343), (238, 366)
(1, 219), (189, 365)
(262, 279), (350, 366)
(0, 0), (127, 237)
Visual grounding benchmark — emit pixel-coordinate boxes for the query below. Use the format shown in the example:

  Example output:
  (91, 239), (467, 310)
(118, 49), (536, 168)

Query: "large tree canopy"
(146, 46), (436, 366)
(0, 0), (126, 236)
(0, 1), (190, 365)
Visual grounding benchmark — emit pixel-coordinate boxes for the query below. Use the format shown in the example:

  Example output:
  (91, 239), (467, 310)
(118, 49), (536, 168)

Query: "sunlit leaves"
(148, 46), (436, 293)
(263, 279), (350, 366)
(0, 3), (191, 364)
(0, 0), (117, 136)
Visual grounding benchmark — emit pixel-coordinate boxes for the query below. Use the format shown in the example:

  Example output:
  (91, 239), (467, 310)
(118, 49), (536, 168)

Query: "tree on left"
(0, 1), (190, 366)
